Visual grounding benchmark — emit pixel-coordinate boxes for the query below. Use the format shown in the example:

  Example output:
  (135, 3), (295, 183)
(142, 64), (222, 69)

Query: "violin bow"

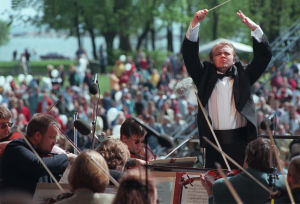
(203, 136), (274, 195)
(54, 126), (120, 187)
(195, 92), (231, 171)
(265, 124), (295, 203)
(216, 163), (243, 204)
(22, 135), (65, 193)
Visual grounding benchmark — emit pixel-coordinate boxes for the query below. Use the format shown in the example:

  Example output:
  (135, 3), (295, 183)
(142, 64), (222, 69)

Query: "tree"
(0, 20), (10, 46)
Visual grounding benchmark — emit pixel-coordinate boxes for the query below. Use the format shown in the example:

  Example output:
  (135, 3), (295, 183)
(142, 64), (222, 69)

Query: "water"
(0, 32), (183, 62)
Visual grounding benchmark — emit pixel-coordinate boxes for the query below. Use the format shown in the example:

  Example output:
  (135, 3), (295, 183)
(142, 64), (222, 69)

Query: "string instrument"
(180, 169), (241, 188)
(42, 192), (74, 204)
(130, 145), (157, 161)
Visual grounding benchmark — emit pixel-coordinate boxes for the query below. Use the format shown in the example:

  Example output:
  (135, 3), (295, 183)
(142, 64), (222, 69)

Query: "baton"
(208, 0), (231, 12)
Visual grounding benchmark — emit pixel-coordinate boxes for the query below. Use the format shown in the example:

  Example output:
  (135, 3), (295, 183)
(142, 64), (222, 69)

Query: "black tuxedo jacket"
(181, 35), (272, 147)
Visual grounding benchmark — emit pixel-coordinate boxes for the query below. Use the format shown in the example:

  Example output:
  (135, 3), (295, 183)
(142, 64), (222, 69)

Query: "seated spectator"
(275, 155), (300, 203)
(56, 150), (114, 204)
(112, 168), (157, 204)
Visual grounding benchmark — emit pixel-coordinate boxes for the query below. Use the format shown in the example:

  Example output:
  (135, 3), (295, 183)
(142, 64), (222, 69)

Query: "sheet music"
(181, 174), (208, 204)
(59, 165), (70, 184)
(33, 183), (70, 203)
(155, 177), (175, 204)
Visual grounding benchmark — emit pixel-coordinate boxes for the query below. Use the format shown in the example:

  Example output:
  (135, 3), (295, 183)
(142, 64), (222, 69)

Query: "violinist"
(0, 113), (76, 196)
(55, 150), (115, 204)
(200, 138), (285, 204)
(120, 117), (156, 161)
(0, 105), (23, 156)
(275, 155), (300, 203)
(96, 138), (130, 181)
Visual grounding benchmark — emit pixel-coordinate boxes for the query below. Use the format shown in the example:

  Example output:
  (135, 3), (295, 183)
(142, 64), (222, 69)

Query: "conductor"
(181, 9), (272, 168)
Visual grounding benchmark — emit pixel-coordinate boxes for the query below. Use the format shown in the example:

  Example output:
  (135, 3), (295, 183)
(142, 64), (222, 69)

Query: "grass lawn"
(98, 74), (110, 95)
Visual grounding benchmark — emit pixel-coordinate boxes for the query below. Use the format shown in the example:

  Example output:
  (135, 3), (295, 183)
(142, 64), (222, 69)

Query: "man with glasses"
(120, 117), (156, 161)
(0, 105), (20, 156)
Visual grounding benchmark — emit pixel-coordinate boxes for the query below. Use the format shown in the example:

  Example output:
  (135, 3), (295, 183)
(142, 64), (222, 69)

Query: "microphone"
(74, 119), (91, 135)
(89, 73), (98, 95)
(132, 117), (174, 148)
(260, 112), (278, 130)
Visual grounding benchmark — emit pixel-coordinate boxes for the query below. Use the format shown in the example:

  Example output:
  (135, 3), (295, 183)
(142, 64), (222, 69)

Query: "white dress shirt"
(186, 22), (263, 130)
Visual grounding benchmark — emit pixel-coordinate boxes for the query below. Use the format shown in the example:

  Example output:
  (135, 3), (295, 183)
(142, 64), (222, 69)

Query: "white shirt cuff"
(251, 26), (264, 43)
(186, 23), (200, 42)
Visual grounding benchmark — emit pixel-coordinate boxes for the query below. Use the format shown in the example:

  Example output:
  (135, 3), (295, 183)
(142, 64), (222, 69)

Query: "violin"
(42, 192), (73, 204)
(180, 169), (241, 188)
(130, 145), (157, 161)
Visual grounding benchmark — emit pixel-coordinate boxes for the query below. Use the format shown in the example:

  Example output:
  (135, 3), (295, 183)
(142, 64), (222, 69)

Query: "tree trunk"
(88, 27), (98, 60)
(119, 34), (132, 51)
(167, 23), (173, 52)
(136, 21), (151, 50)
(212, 11), (218, 40)
(151, 27), (155, 50)
(73, 2), (81, 48)
(104, 32), (116, 65)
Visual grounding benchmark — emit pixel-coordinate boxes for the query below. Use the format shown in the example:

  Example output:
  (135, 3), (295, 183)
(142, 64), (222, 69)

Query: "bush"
(0, 60), (76, 76)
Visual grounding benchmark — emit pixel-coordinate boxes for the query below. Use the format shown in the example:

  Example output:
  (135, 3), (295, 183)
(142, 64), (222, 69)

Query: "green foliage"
(9, 0), (300, 64)
(0, 20), (10, 46)
(0, 60), (76, 76)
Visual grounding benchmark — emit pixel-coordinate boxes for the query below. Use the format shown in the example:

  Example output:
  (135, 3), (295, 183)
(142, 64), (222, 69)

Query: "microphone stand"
(91, 76), (101, 149)
(144, 135), (149, 204)
(73, 112), (78, 154)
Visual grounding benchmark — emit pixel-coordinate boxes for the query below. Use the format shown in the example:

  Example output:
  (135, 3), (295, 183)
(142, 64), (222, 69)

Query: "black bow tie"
(216, 70), (234, 79)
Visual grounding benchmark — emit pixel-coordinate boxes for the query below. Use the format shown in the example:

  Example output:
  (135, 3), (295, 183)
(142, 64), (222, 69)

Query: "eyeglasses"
(0, 122), (13, 129)
(134, 139), (144, 145)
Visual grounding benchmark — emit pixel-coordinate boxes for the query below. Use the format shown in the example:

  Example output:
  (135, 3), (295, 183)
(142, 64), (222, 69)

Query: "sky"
(0, 0), (38, 33)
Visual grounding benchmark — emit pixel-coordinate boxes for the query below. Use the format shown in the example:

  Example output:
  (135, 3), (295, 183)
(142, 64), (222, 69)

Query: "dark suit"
(275, 188), (300, 204)
(182, 35), (272, 168)
(0, 138), (69, 195)
(211, 168), (285, 204)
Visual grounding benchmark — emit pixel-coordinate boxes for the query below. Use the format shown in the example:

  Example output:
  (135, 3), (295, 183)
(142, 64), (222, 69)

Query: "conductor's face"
(212, 45), (235, 73)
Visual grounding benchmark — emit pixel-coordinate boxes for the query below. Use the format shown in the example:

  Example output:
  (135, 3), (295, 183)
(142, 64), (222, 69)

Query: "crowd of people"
(0, 7), (300, 204)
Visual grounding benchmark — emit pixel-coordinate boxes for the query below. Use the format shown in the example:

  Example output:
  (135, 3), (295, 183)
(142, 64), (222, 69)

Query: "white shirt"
(186, 23), (263, 130)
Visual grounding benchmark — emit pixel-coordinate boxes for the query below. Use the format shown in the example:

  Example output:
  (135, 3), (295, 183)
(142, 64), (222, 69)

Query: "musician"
(55, 150), (114, 204)
(200, 138), (285, 204)
(112, 168), (157, 204)
(181, 9), (272, 168)
(275, 155), (300, 203)
(96, 139), (130, 181)
(1, 113), (76, 195)
(0, 105), (23, 156)
(120, 117), (156, 161)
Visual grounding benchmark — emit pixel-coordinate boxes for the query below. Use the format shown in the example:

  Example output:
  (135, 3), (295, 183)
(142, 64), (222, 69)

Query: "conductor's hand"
(191, 9), (208, 28)
(237, 10), (258, 31)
